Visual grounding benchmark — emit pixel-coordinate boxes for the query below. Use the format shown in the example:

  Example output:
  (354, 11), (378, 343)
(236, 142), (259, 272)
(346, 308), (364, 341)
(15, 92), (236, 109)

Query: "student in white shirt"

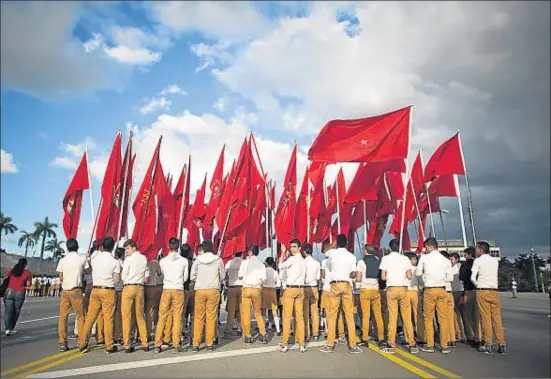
(238, 245), (268, 345)
(302, 244), (321, 342)
(449, 252), (466, 344)
(416, 237), (453, 354)
(440, 251), (457, 348)
(80, 237), (122, 354)
(56, 238), (87, 351)
(278, 239), (307, 353)
(262, 257), (281, 335)
(379, 240), (418, 354)
(154, 237), (189, 354)
(223, 252), (243, 339)
(319, 234), (362, 354)
(404, 253), (424, 344)
(471, 241), (506, 355)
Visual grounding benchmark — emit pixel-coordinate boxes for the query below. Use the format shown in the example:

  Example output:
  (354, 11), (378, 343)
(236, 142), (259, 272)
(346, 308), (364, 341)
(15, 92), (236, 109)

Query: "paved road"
(1, 293), (549, 378)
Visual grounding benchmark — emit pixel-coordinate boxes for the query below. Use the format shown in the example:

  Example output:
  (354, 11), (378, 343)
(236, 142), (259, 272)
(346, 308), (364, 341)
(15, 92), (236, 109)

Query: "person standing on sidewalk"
(302, 243), (321, 342)
(459, 247), (482, 348)
(223, 252), (243, 339)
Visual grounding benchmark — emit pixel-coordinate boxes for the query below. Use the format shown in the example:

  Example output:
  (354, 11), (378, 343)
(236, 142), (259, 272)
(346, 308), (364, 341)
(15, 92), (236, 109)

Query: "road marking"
(394, 348), (462, 378)
(0, 349), (80, 377)
(367, 343), (436, 379)
(19, 314), (74, 324)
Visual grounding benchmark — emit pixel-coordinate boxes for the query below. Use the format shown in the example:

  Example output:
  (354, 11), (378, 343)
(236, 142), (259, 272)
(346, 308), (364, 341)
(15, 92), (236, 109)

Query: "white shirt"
(416, 250), (453, 288)
(122, 251), (149, 285)
(279, 254), (307, 286)
(304, 256), (321, 287)
(327, 248), (357, 284)
(160, 252), (189, 290)
(279, 266), (288, 289)
(356, 258), (380, 290)
(114, 260), (124, 292)
(379, 251), (412, 287)
(471, 254), (498, 289)
(321, 258), (332, 292)
(90, 251), (121, 288)
(56, 252), (87, 291)
(225, 257), (243, 286)
(264, 267), (281, 288)
(238, 256), (267, 288)
(408, 264), (419, 291)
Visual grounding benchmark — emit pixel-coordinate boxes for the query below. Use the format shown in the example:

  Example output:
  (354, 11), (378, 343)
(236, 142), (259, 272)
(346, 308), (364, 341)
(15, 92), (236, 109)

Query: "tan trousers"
(241, 287), (266, 338)
(155, 289), (185, 348)
(380, 289), (389, 340)
(58, 288), (85, 346)
(83, 284), (104, 342)
(321, 291), (345, 337)
(445, 292), (456, 344)
(81, 288), (116, 349)
(282, 287), (305, 346)
(121, 285), (148, 348)
(463, 290), (482, 341)
(193, 289), (220, 347)
(476, 290), (506, 345)
(423, 288), (450, 348)
(412, 290), (426, 342)
(359, 288), (385, 341)
(225, 287), (242, 334)
(114, 291), (123, 341)
(303, 287), (319, 339)
(386, 287), (415, 347)
(144, 286), (162, 337)
(327, 282), (357, 348)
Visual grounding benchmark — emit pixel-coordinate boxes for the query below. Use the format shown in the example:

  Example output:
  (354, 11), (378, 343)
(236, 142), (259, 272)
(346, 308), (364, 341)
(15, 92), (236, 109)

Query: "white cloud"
(160, 84), (187, 96)
(1, 149), (18, 173)
(60, 137), (96, 157)
(213, 97), (228, 112)
(139, 97), (171, 115)
(83, 32), (162, 66)
(51, 156), (77, 169)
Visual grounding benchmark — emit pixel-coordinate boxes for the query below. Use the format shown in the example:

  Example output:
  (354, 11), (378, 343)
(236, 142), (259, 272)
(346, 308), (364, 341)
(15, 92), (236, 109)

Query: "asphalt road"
(0, 293), (549, 378)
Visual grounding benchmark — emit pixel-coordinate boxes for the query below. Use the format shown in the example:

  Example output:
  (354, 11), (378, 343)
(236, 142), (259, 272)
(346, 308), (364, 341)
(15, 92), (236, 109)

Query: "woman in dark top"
(3, 258), (32, 335)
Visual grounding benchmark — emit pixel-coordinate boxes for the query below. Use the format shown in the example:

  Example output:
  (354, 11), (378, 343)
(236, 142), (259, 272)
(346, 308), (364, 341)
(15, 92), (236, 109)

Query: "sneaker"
(318, 345), (335, 353)
(244, 337), (253, 345)
(125, 346), (135, 354)
(478, 344), (493, 355)
(79, 344), (90, 353)
(161, 341), (171, 349)
(498, 344), (507, 355)
(349, 346), (363, 354)
(279, 344), (289, 353)
(378, 340), (387, 349)
(172, 347), (181, 354)
(142, 345), (150, 352)
(441, 347), (451, 354)
(409, 345), (419, 354)
(5, 330), (11, 336)
(213, 338), (219, 346)
(337, 337), (347, 345)
(299, 346), (306, 353)
(153, 347), (162, 354)
(206, 346), (215, 352)
(449, 341), (457, 348)
(381, 346), (395, 354)
(258, 334), (268, 344)
(236, 330), (243, 337)
(59, 344), (69, 352)
(190, 346), (200, 353)
(421, 346), (435, 353)
(105, 346), (118, 355)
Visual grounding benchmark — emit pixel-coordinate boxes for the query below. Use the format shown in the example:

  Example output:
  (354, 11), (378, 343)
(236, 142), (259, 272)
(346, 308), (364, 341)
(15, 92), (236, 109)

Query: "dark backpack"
(363, 255), (380, 279)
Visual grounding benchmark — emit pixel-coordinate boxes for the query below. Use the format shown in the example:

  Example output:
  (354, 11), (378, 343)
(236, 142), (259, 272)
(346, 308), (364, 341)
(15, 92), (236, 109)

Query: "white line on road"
(29, 342), (327, 378)
(20, 314), (74, 324)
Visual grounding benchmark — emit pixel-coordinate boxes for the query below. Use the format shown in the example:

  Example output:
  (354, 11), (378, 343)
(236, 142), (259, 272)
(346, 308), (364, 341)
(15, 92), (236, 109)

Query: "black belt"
(286, 285), (303, 288)
(93, 286), (115, 290)
(229, 285), (242, 288)
(124, 284), (143, 287)
(425, 286), (445, 289)
(305, 285), (318, 288)
(477, 288), (498, 291)
(330, 281), (349, 284)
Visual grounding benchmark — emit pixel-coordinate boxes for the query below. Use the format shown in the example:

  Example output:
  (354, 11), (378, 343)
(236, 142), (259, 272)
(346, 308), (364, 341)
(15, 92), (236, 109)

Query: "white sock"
(274, 317), (281, 333)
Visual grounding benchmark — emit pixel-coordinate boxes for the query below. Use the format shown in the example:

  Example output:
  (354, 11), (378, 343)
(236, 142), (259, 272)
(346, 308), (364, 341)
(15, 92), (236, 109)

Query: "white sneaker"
(299, 346), (306, 353)
(5, 330), (11, 336)
(278, 344), (289, 353)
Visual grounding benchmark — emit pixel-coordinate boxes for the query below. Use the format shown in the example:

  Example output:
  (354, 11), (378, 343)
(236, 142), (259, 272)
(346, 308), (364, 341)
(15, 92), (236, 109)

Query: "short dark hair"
(235, 251), (243, 258)
(248, 245), (260, 256)
(202, 240), (214, 253)
(103, 236), (115, 252)
(476, 241), (490, 255)
(290, 239), (302, 248)
(404, 252), (417, 260)
(389, 238), (400, 252)
(440, 250), (450, 259)
(303, 244), (313, 255)
(464, 246), (475, 257)
(168, 237), (180, 251)
(336, 234), (347, 248)
(364, 243), (377, 255)
(123, 239), (137, 249)
(451, 252), (460, 261)
(265, 256), (276, 269)
(180, 243), (192, 258)
(66, 238), (79, 252)
(114, 247), (125, 260)
(424, 237), (438, 250)
(91, 239), (102, 253)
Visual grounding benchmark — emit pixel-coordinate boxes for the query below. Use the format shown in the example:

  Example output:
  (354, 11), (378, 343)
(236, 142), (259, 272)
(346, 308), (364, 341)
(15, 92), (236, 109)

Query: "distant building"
(437, 239), (501, 261)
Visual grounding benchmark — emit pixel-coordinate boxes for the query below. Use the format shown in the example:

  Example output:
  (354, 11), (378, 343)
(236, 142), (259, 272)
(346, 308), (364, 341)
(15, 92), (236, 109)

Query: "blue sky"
(1, 1), (549, 258)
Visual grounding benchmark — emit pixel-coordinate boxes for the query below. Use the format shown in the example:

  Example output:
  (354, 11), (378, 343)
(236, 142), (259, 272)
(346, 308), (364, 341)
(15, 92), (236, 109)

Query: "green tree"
(18, 230), (37, 257)
(514, 253), (546, 292)
(33, 217), (58, 265)
(0, 212), (18, 236)
(45, 238), (64, 261)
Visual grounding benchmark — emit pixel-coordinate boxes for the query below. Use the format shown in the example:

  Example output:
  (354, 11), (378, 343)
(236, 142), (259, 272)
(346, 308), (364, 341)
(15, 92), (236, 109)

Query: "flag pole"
(306, 166), (311, 243)
(87, 198), (103, 251)
(217, 206), (233, 255)
(454, 174), (468, 248)
(177, 163), (188, 241)
(409, 177), (424, 231)
(457, 132), (476, 245)
(425, 186), (437, 237)
(85, 148), (96, 225)
(437, 198), (449, 251)
(362, 200), (368, 244)
(336, 169), (341, 234)
(323, 176), (332, 244)
(117, 131), (133, 241)
(399, 105), (413, 254)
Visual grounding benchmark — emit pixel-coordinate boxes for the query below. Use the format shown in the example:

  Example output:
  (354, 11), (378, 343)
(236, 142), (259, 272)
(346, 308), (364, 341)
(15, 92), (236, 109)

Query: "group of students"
(26, 275), (61, 297)
(54, 232), (507, 356)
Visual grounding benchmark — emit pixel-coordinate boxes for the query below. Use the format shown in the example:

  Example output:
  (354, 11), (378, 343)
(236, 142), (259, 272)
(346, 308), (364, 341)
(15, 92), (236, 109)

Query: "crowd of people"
(3, 233), (507, 357)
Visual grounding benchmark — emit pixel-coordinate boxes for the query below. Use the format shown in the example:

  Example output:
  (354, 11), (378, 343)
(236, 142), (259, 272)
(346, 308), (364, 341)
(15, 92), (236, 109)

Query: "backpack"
(0, 275), (11, 297)
(363, 255), (380, 279)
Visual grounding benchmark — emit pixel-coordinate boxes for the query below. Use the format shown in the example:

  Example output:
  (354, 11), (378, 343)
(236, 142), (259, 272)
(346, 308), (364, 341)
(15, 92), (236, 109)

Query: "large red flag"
(62, 153), (90, 239)
(294, 165), (310, 243)
(204, 145), (225, 227)
(118, 135), (134, 239)
(275, 144), (297, 248)
(345, 159), (406, 203)
(424, 132), (466, 182)
(96, 133), (123, 240)
(308, 106), (411, 163)
(154, 161), (176, 255)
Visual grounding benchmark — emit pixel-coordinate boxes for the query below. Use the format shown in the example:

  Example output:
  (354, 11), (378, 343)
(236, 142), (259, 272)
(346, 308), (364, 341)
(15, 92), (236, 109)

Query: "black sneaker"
(258, 334), (268, 344)
(79, 344), (89, 353)
(421, 346), (435, 353)
(441, 347), (451, 354)
(59, 344), (69, 352)
(190, 346), (200, 352)
(206, 345), (215, 352)
(349, 346), (363, 354)
(213, 338), (219, 346)
(381, 345), (395, 354)
(125, 346), (135, 354)
(449, 341), (457, 348)
(478, 344), (493, 355)
(105, 346), (118, 355)
(319, 345), (335, 353)
(498, 344), (507, 355)
(153, 346), (162, 354)
(409, 345), (419, 354)
(378, 340), (387, 349)
(236, 330), (243, 337)
(142, 345), (150, 352)
(244, 337), (253, 345)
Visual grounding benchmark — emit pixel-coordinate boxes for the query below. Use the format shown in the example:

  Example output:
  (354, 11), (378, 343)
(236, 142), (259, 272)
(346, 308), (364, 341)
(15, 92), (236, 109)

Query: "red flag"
(186, 174), (207, 249)
(204, 145), (225, 226)
(308, 106), (411, 163)
(275, 144), (297, 248)
(62, 153), (90, 239)
(424, 132), (466, 182)
(294, 165), (310, 243)
(119, 136), (134, 240)
(345, 159), (406, 203)
(154, 161), (176, 254)
(96, 133), (123, 240)
(428, 174), (458, 198)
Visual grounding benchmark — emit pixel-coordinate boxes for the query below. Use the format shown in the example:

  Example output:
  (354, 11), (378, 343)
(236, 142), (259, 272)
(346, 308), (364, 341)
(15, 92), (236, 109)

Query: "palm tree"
(18, 231), (37, 257)
(0, 212), (18, 236)
(33, 217), (58, 264)
(45, 238), (64, 261)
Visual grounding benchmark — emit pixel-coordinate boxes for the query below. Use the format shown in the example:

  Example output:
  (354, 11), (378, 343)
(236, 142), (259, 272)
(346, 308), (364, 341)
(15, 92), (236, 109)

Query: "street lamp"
(530, 246), (539, 293)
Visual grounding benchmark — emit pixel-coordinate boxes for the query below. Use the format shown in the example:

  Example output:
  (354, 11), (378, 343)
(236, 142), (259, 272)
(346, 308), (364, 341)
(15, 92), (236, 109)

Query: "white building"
(436, 239), (501, 261)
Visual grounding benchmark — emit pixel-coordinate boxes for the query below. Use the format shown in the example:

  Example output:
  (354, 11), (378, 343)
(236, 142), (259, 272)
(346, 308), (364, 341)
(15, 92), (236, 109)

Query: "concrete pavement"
(0, 293), (549, 378)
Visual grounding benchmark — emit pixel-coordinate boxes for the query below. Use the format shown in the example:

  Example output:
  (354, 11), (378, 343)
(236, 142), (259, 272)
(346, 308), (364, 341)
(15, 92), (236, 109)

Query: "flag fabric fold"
(62, 153), (90, 239)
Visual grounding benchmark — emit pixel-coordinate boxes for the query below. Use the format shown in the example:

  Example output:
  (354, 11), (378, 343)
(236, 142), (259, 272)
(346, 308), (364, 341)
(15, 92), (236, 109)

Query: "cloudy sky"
(1, 1), (549, 258)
